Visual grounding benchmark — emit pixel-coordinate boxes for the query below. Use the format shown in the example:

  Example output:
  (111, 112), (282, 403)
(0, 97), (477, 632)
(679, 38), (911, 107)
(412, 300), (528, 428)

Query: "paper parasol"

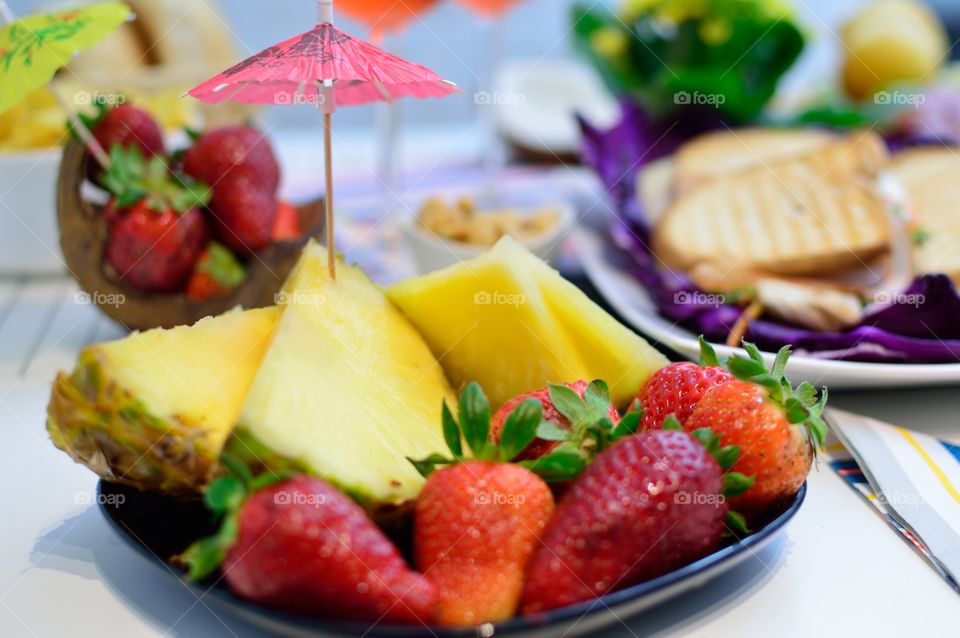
(187, 0), (458, 278)
(0, 2), (134, 166)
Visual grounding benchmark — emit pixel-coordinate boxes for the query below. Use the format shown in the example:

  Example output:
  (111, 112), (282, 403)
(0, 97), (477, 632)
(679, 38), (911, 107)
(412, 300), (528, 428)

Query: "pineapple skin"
(47, 349), (218, 493)
(46, 307), (280, 494)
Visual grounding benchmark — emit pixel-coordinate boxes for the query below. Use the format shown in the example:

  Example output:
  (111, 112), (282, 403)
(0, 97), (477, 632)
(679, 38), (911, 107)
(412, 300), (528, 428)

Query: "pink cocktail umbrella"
(187, 0), (457, 278)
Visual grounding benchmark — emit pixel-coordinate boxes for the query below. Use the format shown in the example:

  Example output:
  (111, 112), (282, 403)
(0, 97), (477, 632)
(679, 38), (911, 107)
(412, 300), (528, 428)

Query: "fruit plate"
(572, 227), (960, 390)
(97, 480), (805, 638)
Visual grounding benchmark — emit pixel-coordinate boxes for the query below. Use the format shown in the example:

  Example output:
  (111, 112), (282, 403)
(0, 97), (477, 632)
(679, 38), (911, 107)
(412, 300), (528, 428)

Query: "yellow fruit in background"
(841, 0), (947, 99)
(387, 237), (669, 409)
(234, 242), (453, 508)
(47, 307), (280, 493)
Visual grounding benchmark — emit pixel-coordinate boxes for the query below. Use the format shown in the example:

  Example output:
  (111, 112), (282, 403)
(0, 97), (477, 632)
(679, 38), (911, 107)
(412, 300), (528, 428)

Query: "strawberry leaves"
(196, 243), (247, 289)
(698, 335), (722, 367)
(409, 382), (592, 482)
(725, 511), (749, 536)
(518, 449), (586, 482)
(725, 341), (829, 450)
(458, 382), (492, 458)
(583, 399), (643, 453)
(179, 454), (292, 581)
(441, 402), (462, 457)
(100, 144), (211, 214)
(684, 423), (755, 537)
(548, 380), (613, 438)
(499, 398), (544, 461)
(410, 382), (540, 475)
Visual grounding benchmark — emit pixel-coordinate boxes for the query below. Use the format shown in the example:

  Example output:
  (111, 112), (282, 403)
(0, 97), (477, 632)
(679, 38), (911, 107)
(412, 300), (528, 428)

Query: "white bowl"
(0, 148), (65, 275)
(401, 201), (575, 274)
(494, 59), (620, 156)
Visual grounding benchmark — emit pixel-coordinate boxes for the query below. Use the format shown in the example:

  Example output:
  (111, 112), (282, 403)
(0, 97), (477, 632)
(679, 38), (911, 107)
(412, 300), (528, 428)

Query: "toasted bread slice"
(672, 128), (837, 194)
(653, 131), (892, 277)
(889, 147), (960, 283)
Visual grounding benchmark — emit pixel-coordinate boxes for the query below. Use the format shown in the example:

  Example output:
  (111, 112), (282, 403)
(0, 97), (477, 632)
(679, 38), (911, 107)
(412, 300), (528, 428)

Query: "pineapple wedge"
(231, 242), (453, 507)
(47, 307), (280, 493)
(387, 237), (668, 408)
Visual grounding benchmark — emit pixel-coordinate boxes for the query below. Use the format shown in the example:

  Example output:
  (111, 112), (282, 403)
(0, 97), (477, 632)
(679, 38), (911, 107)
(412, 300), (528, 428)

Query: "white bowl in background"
(0, 148), (65, 275)
(401, 201), (575, 275)
(494, 59), (620, 157)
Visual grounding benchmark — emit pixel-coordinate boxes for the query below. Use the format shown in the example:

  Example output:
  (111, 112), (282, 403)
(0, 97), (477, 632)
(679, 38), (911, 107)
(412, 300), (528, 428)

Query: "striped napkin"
(825, 409), (960, 592)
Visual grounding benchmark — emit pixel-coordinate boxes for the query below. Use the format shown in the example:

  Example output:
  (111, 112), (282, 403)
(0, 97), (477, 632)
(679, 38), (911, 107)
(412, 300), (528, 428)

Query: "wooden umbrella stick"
(50, 87), (111, 169)
(323, 110), (336, 280)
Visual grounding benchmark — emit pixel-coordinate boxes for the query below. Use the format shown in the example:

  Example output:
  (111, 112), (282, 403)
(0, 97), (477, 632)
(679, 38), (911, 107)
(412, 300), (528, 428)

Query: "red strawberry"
(415, 461), (554, 626)
(272, 200), (302, 241)
(187, 475), (436, 624)
(99, 146), (211, 292)
(521, 429), (729, 614)
(208, 175), (276, 254)
(684, 343), (826, 522)
(105, 200), (208, 292)
(635, 338), (734, 430)
(185, 243), (247, 300)
(490, 380), (621, 460)
(410, 383), (565, 626)
(93, 104), (165, 158)
(183, 125), (280, 194)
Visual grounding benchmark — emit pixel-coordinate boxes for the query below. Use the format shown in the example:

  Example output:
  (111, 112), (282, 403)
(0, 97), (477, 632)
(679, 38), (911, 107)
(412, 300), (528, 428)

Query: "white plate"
(572, 227), (960, 389)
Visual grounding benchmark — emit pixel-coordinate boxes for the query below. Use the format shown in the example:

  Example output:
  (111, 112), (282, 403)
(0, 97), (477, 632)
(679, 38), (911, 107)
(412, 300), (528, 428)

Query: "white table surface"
(2, 277), (960, 638)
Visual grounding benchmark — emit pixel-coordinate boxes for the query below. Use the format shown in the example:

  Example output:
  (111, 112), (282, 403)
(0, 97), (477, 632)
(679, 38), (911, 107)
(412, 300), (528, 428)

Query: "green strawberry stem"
(723, 340), (829, 451)
(409, 382), (594, 482)
(582, 399), (643, 454)
(698, 335), (722, 367)
(543, 380), (628, 449)
(178, 454), (293, 581)
(197, 243), (247, 289)
(100, 145), (211, 213)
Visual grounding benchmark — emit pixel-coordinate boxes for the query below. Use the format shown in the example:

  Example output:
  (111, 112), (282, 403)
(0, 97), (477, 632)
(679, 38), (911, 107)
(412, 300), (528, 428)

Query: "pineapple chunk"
(387, 237), (668, 409)
(233, 242), (453, 507)
(47, 307), (280, 493)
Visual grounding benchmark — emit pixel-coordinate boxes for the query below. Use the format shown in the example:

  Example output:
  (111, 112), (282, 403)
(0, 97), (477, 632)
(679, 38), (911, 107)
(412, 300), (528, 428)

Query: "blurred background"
(5, 0), (960, 279)
(7, 0), (958, 132)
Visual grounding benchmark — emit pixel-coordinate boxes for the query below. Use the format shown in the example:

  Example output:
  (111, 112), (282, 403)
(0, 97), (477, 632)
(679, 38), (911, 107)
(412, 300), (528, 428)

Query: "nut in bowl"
(402, 196), (575, 274)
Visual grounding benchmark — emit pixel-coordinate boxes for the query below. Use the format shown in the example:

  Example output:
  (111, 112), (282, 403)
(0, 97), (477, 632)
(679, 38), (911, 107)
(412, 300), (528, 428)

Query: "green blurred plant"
(573, 0), (806, 123)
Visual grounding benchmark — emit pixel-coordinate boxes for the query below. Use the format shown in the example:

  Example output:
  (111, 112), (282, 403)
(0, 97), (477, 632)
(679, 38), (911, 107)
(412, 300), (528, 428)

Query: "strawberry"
(521, 425), (752, 614)
(409, 383), (567, 626)
(684, 342), (827, 522)
(182, 125), (280, 194)
(185, 243), (247, 300)
(272, 200), (302, 241)
(489, 380), (621, 460)
(106, 202), (208, 292)
(99, 146), (211, 292)
(183, 473), (436, 624)
(208, 175), (277, 254)
(92, 104), (165, 158)
(635, 337), (734, 430)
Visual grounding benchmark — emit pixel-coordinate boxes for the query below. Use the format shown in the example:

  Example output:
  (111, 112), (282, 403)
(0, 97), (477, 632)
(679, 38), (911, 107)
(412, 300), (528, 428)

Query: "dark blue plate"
(97, 480), (805, 637)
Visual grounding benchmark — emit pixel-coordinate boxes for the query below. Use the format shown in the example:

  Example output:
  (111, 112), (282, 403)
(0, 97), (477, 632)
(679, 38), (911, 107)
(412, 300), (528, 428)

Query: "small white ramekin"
(401, 201), (575, 274)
